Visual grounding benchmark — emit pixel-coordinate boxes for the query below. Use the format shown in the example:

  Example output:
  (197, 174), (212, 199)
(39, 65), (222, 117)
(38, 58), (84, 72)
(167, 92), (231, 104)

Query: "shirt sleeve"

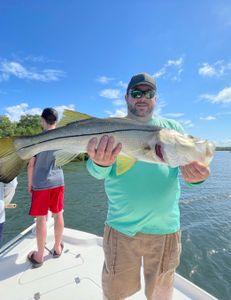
(171, 120), (185, 134)
(86, 159), (112, 180)
(0, 183), (4, 201)
(3, 179), (17, 205)
(0, 183), (5, 221)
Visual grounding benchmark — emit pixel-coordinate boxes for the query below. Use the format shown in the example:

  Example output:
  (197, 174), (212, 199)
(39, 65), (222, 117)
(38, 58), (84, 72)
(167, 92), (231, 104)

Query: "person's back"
(27, 107), (65, 268)
(32, 150), (64, 190)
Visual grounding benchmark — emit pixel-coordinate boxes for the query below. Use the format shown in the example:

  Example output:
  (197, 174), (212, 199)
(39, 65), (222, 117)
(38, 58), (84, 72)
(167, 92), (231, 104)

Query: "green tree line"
(216, 146), (231, 151)
(0, 114), (42, 137)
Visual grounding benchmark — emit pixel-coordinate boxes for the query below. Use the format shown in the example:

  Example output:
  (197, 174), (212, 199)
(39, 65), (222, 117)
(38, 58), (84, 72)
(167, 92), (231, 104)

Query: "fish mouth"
(155, 144), (165, 162)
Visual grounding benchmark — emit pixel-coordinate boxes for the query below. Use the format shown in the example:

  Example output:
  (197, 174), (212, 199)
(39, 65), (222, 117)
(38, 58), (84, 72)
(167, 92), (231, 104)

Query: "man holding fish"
(0, 72), (213, 297)
(86, 73), (210, 300)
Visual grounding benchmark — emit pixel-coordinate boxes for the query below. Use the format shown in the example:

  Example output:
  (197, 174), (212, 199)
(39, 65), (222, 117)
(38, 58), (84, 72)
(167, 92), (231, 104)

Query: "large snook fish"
(0, 110), (215, 183)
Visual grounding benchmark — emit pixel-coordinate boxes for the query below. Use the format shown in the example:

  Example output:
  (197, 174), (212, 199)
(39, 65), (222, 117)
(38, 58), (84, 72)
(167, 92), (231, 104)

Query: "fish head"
(169, 132), (216, 166)
(144, 129), (183, 166)
(145, 129), (215, 167)
(142, 130), (168, 165)
(185, 137), (216, 166)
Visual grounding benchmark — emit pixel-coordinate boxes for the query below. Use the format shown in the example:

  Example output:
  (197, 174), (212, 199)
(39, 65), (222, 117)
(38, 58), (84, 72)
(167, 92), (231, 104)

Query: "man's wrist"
(93, 161), (112, 168)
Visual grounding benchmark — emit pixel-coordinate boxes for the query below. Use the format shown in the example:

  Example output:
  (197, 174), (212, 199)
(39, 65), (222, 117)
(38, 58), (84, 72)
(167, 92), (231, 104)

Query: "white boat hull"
(0, 222), (218, 300)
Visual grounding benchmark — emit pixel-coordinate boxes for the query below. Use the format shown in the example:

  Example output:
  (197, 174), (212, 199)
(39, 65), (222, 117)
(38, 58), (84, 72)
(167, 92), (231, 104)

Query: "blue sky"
(0, 1), (230, 146)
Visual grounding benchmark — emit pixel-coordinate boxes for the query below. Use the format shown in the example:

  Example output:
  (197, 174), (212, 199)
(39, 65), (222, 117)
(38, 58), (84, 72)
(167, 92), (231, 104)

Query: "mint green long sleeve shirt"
(86, 117), (185, 236)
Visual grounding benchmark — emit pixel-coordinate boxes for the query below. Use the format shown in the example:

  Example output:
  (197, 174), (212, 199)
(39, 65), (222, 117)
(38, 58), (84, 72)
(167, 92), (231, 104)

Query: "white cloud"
(179, 119), (195, 128)
(113, 99), (124, 106)
(24, 55), (54, 63)
(54, 105), (75, 119)
(11, 54), (56, 64)
(5, 103), (75, 122)
(153, 57), (184, 81)
(105, 108), (127, 117)
(99, 89), (121, 99)
(172, 68), (183, 81)
(0, 60), (65, 82)
(117, 81), (127, 89)
(154, 69), (165, 78)
(163, 112), (185, 118)
(154, 100), (167, 116)
(200, 86), (231, 104)
(167, 58), (184, 66)
(198, 63), (217, 77)
(5, 103), (42, 122)
(96, 76), (114, 84)
(199, 116), (216, 121)
(198, 61), (231, 77)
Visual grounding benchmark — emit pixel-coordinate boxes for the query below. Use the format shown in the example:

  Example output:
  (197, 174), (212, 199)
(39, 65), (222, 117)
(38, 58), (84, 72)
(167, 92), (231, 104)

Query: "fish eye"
(144, 144), (151, 151)
(188, 135), (195, 139)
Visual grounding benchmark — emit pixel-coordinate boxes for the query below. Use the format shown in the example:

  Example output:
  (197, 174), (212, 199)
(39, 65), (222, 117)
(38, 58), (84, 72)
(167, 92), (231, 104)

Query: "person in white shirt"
(0, 178), (18, 247)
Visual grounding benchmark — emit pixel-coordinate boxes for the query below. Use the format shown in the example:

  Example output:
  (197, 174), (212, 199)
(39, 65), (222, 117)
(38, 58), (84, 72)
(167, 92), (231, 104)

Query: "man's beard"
(127, 103), (153, 117)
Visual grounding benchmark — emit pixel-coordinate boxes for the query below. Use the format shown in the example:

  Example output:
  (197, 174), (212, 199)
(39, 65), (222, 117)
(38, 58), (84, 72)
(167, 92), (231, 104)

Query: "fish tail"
(0, 137), (26, 183)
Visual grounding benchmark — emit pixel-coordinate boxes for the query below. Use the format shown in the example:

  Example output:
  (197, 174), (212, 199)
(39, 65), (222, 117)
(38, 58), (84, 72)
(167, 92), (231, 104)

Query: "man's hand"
(180, 161), (210, 183)
(87, 135), (122, 167)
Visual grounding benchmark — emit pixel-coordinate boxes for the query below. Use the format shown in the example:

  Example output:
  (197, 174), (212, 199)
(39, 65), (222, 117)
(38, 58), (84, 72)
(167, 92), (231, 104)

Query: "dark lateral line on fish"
(19, 128), (159, 150)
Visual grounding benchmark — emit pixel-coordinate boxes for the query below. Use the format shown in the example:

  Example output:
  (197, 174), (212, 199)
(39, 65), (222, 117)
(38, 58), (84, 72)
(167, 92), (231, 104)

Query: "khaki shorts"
(102, 225), (181, 300)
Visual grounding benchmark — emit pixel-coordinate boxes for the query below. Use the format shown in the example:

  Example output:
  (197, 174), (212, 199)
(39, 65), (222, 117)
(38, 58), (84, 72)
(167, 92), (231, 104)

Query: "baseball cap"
(41, 107), (58, 124)
(127, 73), (156, 93)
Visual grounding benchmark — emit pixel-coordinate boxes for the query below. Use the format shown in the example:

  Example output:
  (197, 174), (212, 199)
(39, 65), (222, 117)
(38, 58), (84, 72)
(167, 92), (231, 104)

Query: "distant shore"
(215, 147), (231, 151)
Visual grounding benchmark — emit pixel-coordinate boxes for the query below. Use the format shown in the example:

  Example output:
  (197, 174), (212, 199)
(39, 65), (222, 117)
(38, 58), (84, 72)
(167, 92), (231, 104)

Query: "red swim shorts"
(29, 186), (64, 216)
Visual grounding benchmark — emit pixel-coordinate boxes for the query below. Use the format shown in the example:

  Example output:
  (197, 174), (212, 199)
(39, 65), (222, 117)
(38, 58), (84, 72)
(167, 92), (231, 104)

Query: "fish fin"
(116, 155), (137, 175)
(176, 135), (195, 147)
(57, 109), (92, 127)
(54, 150), (78, 166)
(0, 137), (26, 183)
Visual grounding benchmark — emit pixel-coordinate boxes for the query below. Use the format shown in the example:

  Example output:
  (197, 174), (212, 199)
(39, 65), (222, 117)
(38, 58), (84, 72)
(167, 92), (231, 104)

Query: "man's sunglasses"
(129, 89), (155, 100)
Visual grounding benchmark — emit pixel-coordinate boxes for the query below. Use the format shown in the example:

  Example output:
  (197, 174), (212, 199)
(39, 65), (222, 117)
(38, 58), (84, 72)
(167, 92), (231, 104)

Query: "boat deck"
(0, 223), (217, 300)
